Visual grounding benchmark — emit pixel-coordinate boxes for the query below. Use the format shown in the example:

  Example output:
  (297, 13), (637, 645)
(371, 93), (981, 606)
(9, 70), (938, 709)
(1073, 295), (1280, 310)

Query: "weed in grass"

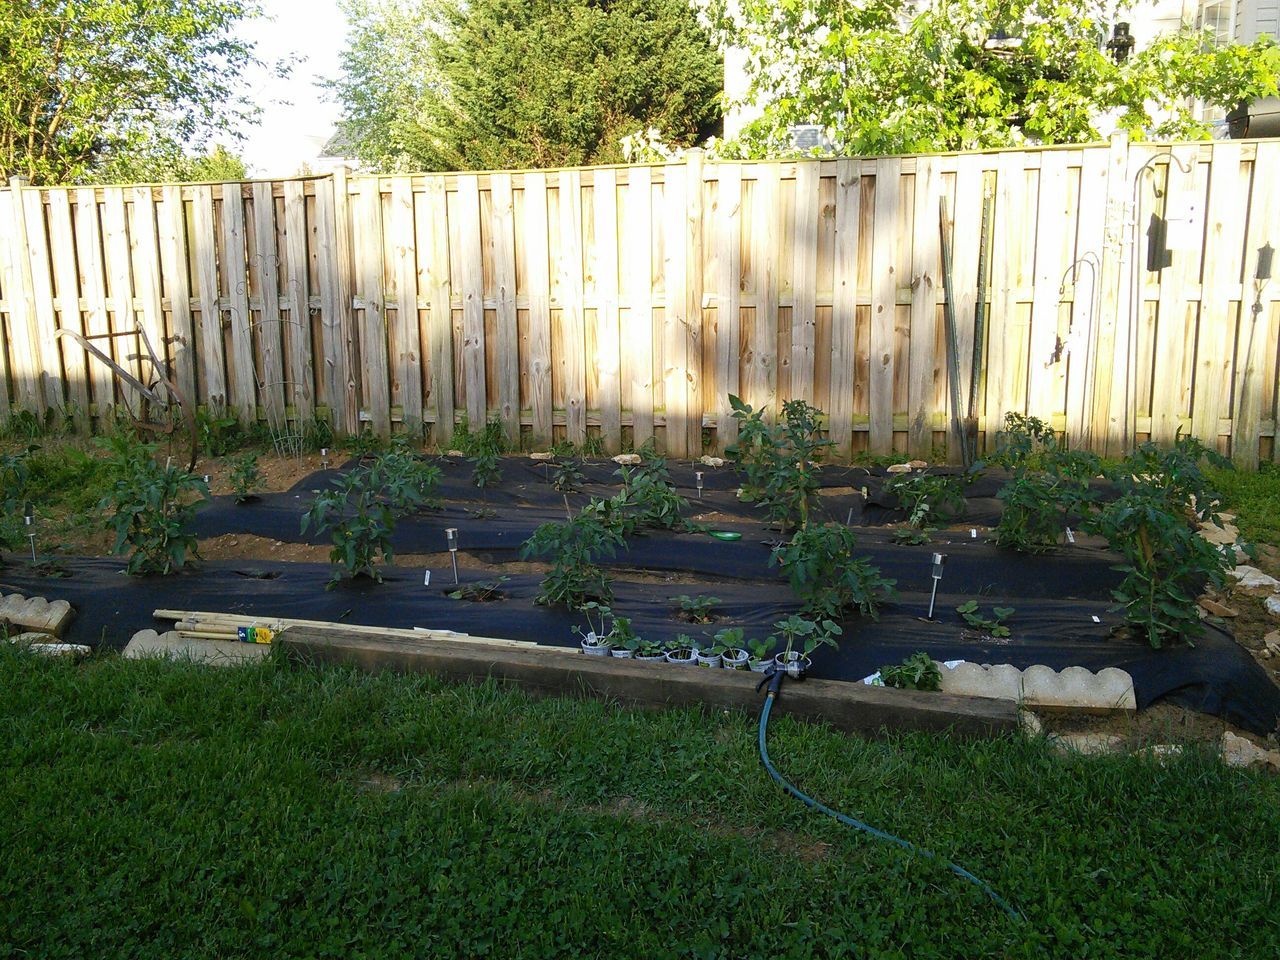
(879, 652), (942, 691)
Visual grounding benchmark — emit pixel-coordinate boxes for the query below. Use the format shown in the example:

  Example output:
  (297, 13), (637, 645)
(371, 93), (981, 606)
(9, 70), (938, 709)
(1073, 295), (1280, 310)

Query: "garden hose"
(756, 668), (1022, 922)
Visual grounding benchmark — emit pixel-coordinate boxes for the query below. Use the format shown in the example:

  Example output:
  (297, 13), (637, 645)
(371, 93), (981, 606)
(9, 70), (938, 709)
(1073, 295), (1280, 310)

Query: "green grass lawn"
(2, 649), (1278, 959)
(1212, 462), (1280, 547)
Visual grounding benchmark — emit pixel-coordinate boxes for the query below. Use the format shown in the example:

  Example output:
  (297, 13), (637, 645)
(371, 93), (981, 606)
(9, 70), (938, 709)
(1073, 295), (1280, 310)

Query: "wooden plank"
(592, 168), (622, 451)
(355, 178), (391, 436)
(625, 166), (654, 448)
(683, 150), (705, 456)
(280, 626), (1019, 738)
(522, 173), (553, 447)
(791, 160), (819, 405)
(282, 180), (316, 423)
(1235, 141), (1280, 466)
(750, 164), (780, 418)
(907, 156), (940, 456)
(661, 163), (690, 456)
(190, 185), (228, 411)
(713, 163), (743, 451)
(1027, 152), (1070, 421)
(102, 187), (141, 417)
(219, 182), (256, 423)
(19, 186), (63, 413)
(558, 169), (587, 445)
(129, 186), (167, 403)
(1088, 133), (1132, 454)
(947, 156), (985, 447)
(985, 152), (1028, 443)
(424, 176), (456, 442)
(389, 176), (423, 432)
(1150, 145), (1201, 445)
(1191, 141), (1245, 449)
(314, 176), (349, 430)
(869, 158), (901, 454)
(1066, 148), (1108, 447)
(249, 182), (287, 429)
(829, 159), (859, 458)
(45, 190), (91, 429)
(489, 173), (521, 444)
(456, 174), (487, 429)
(72, 188), (116, 418)
(157, 185), (197, 409)
(330, 168), (361, 434)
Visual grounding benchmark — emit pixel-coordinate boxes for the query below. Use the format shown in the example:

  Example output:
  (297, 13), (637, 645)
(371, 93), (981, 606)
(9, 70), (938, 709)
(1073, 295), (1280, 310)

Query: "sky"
(234, 0), (351, 177)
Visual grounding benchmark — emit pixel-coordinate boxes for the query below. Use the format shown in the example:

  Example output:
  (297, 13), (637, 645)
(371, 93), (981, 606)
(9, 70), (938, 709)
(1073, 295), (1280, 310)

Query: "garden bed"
(5, 453), (1278, 735)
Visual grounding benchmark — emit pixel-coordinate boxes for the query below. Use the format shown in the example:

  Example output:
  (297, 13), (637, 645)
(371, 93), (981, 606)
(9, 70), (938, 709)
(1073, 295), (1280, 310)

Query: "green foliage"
(341, 428), (389, 458)
(447, 576), (509, 602)
(521, 503), (625, 607)
(956, 600), (1014, 638)
(228, 453), (262, 503)
(99, 437), (208, 575)
(1, 0), (267, 184)
(332, 0), (721, 172)
(879, 652), (943, 691)
(768, 614), (842, 658)
(550, 459), (585, 494)
(746, 633), (777, 663)
(466, 419), (506, 495)
(195, 406), (248, 457)
(994, 471), (1074, 553)
(0, 447), (33, 553)
(301, 451), (441, 583)
(97, 141), (248, 185)
(885, 471), (967, 529)
(1210, 461), (1280, 546)
(707, 0), (1280, 158)
(614, 456), (694, 532)
(726, 395), (832, 531)
(988, 414), (1059, 471)
(771, 523), (896, 621)
(672, 594), (721, 624)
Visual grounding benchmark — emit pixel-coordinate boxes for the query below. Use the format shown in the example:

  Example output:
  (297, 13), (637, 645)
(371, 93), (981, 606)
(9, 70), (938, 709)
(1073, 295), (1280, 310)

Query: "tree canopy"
(707, 0), (1280, 157)
(331, 0), (723, 171)
(0, 0), (264, 184)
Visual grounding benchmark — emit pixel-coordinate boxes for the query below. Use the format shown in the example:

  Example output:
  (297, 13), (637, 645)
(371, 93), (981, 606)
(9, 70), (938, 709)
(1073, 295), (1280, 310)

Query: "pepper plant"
(229, 452), (263, 503)
(521, 500), (626, 607)
(771, 523), (896, 620)
(100, 437), (209, 575)
(885, 470), (967, 529)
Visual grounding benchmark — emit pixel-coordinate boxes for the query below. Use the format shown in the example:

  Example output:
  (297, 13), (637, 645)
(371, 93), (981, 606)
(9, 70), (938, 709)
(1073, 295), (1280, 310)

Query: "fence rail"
(2, 133), (1278, 464)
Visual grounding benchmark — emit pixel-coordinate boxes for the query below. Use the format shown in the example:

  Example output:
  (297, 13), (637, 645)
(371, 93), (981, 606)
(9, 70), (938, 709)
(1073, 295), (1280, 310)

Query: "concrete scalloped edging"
(0, 592), (75, 638)
(937, 661), (1137, 713)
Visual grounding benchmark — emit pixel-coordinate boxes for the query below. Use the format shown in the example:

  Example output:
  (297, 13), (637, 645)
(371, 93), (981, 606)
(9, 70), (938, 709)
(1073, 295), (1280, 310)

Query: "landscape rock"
(937, 662), (1022, 701)
(0, 593), (76, 638)
(445, 449), (465, 458)
(1220, 732), (1280, 771)
(885, 462), (913, 474)
(1018, 710), (1043, 737)
(612, 453), (642, 465)
(1267, 595), (1280, 619)
(1198, 521), (1240, 546)
(528, 451), (555, 461)
(1227, 566), (1280, 596)
(1264, 630), (1280, 656)
(908, 459), (928, 469)
(1198, 597), (1238, 618)
(1050, 733), (1124, 756)
(1137, 744), (1184, 763)
(698, 456), (726, 468)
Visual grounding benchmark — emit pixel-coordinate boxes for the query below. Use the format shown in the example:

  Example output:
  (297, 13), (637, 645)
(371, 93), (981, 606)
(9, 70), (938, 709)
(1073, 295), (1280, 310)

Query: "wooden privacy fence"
(2, 133), (1279, 465)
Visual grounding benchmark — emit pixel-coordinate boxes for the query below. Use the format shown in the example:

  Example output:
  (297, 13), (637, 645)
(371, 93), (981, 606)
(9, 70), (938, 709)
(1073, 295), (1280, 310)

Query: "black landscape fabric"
(6, 455), (1277, 736)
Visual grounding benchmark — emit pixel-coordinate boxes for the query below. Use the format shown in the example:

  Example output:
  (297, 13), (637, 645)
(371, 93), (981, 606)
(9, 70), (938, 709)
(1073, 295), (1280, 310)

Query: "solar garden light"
(695, 471), (704, 499)
(445, 527), (459, 584)
(927, 552), (947, 620)
(23, 501), (36, 561)
(320, 447), (330, 470)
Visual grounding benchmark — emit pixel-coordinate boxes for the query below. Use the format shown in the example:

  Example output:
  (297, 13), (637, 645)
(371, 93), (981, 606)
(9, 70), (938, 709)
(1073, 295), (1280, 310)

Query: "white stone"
(885, 463), (913, 474)
(907, 459), (928, 469)
(612, 453), (642, 465)
(7, 633), (91, 659)
(528, 451), (555, 461)
(698, 455), (726, 468)
(445, 449), (466, 458)
(1221, 732), (1280, 770)
(1051, 733), (1124, 755)
(1198, 521), (1240, 546)
(1228, 566), (1280, 595)
(123, 630), (270, 667)
(1018, 710), (1043, 737)
(1138, 744), (1184, 762)
(1266, 595), (1280, 619)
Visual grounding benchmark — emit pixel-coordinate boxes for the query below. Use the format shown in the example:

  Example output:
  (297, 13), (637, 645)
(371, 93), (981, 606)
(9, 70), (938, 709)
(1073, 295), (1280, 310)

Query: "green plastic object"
(708, 530), (742, 541)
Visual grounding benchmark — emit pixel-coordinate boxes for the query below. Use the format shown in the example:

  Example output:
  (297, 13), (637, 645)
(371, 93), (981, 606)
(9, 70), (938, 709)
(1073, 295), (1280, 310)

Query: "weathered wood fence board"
(2, 135), (1279, 463)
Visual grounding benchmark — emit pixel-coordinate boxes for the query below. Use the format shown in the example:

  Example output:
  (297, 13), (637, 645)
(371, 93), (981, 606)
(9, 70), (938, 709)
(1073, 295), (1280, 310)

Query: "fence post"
(331, 167), (361, 435)
(1087, 130), (1131, 456)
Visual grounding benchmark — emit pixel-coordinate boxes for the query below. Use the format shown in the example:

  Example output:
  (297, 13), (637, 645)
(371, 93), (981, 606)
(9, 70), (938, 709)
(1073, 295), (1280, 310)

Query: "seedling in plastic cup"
(445, 527), (459, 584)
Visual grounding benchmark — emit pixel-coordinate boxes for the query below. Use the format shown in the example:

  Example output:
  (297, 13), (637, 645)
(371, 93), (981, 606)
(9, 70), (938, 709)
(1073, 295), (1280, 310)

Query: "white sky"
(234, 0), (351, 177)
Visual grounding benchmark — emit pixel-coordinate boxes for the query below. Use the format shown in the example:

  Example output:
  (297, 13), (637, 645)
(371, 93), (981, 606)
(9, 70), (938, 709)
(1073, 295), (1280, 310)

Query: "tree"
(98, 141), (249, 185)
(706, 0), (1280, 157)
(331, 0), (723, 171)
(0, 0), (265, 185)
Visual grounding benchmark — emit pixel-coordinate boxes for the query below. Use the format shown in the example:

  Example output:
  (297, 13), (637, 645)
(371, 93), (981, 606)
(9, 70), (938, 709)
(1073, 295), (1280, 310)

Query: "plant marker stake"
(23, 501), (36, 561)
(927, 552), (947, 620)
(846, 507), (854, 525)
(445, 528), (459, 584)
(695, 471), (704, 499)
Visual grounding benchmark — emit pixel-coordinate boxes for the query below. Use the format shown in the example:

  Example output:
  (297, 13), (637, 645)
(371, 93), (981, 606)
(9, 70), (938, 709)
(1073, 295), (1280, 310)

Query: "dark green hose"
(757, 690), (1022, 922)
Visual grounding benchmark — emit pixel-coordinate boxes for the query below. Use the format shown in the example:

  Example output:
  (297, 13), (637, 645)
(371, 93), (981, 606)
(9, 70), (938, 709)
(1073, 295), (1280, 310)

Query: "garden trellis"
(1, 132), (1278, 464)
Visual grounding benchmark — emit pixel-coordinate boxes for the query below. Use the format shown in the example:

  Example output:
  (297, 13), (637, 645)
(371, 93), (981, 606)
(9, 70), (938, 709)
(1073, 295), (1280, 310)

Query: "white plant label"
(423, 570), (431, 586)
(1091, 615), (1101, 623)
(970, 528), (977, 539)
(1065, 527), (1076, 544)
